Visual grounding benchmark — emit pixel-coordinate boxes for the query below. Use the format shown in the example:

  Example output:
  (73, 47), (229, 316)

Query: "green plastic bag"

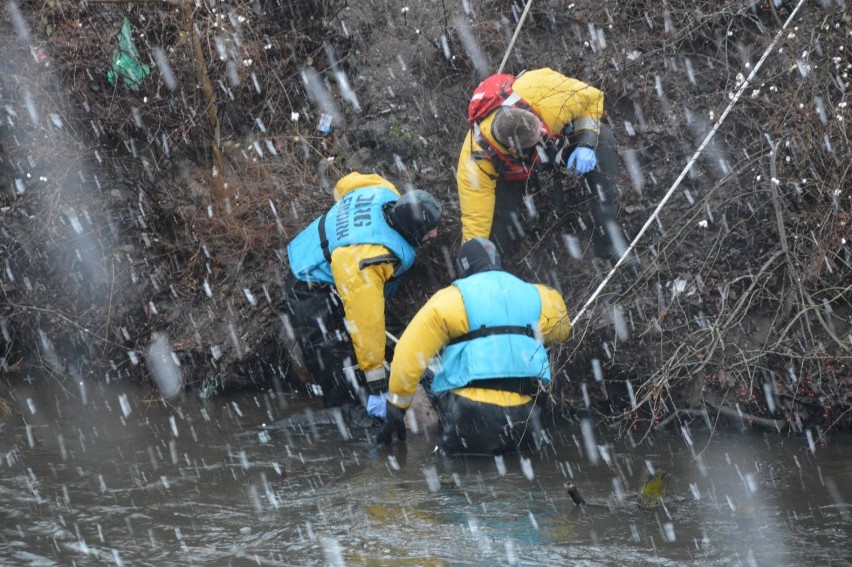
(106, 19), (151, 91)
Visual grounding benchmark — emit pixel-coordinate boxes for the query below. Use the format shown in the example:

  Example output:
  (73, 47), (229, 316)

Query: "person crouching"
(378, 238), (571, 455)
(285, 171), (442, 419)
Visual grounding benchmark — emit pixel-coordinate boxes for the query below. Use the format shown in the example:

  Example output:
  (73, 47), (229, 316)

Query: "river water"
(1, 378), (850, 566)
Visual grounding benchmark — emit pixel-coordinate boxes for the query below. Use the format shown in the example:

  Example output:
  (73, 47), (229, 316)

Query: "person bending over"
(285, 171), (442, 417)
(378, 238), (571, 455)
(457, 67), (635, 266)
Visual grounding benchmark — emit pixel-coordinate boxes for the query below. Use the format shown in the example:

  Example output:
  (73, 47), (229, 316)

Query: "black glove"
(377, 401), (407, 446)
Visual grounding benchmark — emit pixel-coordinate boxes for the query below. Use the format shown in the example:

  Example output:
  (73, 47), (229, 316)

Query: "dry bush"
(2, 0), (349, 392)
(410, 0), (851, 432)
(520, 1), (851, 433)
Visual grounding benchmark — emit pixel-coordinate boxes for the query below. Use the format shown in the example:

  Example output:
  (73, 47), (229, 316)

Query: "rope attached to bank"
(572, 0), (808, 324)
(497, 0), (535, 74)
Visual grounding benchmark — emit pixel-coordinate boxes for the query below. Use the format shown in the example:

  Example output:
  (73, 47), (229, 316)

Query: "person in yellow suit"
(285, 172), (442, 415)
(378, 238), (571, 455)
(457, 67), (635, 266)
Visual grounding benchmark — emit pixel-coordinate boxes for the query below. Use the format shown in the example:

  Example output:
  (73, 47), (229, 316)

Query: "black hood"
(384, 189), (442, 247)
(455, 238), (501, 278)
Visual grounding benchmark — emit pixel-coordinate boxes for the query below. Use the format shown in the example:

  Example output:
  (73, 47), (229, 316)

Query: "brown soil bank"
(1, 1), (849, 434)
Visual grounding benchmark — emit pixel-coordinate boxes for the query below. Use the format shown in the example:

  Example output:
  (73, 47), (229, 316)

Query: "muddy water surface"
(1, 378), (851, 566)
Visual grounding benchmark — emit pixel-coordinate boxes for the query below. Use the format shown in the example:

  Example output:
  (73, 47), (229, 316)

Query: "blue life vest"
(431, 271), (551, 393)
(287, 186), (416, 288)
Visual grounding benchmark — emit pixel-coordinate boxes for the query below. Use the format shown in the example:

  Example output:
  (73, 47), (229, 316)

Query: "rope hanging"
(572, 0), (808, 323)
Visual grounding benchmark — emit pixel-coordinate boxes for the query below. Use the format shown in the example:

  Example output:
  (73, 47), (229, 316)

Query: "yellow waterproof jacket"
(328, 172), (402, 374)
(387, 279), (570, 408)
(457, 68), (605, 241)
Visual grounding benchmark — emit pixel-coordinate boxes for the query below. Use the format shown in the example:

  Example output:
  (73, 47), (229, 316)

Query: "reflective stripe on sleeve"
(364, 368), (386, 383)
(387, 392), (414, 408)
(572, 117), (600, 132)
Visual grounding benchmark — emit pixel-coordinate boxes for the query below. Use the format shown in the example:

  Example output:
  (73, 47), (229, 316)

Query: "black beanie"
(455, 238), (501, 278)
(385, 190), (442, 247)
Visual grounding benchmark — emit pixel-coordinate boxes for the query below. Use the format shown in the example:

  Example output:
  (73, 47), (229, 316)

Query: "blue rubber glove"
(366, 392), (388, 419)
(566, 146), (597, 176)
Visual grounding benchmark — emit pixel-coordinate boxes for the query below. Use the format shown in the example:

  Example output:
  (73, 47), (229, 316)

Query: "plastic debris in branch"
(300, 66), (342, 136)
(317, 113), (333, 134)
(107, 19), (152, 91)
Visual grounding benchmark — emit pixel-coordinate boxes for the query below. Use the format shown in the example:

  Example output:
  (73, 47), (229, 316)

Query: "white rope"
(572, 0), (808, 324)
(497, 0), (535, 74)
